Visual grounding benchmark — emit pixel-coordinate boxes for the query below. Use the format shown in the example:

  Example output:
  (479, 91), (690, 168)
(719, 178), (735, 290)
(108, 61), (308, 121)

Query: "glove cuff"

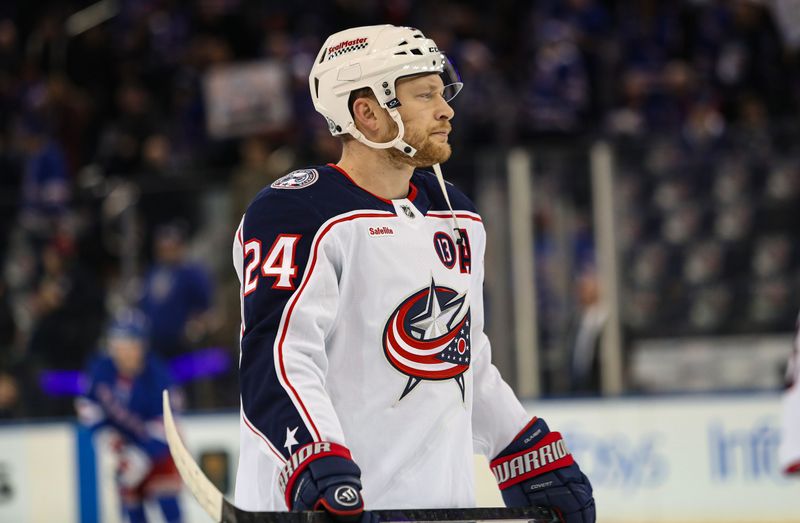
(490, 429), (574, 489)
(279, 441), (353, 509)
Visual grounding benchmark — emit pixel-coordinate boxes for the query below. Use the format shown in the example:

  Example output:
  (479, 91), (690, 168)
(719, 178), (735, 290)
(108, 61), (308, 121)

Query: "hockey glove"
(279, 442), (376, 522)
(491, 418), (595, 523)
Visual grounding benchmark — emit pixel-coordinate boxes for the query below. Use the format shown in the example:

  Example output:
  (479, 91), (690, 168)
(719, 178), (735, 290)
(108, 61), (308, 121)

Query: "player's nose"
(435, 96), (455, 121)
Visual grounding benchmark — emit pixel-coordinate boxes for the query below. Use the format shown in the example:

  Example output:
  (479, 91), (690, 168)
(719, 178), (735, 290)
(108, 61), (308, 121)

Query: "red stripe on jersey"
(242, 411), (287, 463)
(426, 212), (483, 223)
(276, 212), (396, 442)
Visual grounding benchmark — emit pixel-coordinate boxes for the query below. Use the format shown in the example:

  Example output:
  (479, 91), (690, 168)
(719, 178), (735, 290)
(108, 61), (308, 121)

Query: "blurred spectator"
(0, 138), (21, 265)
(230, 135), (294, 221)
(0, 372), (20, 419)
(138, 223), (214, 359)
(95, 82), (158, 177)
(566, 269), (605, 394)
(26, 233), (105, 370)
(15, 112), (70, 245)
(520, 19), (589, 134)
(24, 233), (105, 416)
(0, 281), (20, 418)
(0, 281), (15, 353)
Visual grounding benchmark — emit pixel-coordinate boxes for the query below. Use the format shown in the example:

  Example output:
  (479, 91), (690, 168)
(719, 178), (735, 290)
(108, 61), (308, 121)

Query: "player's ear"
(352, 97), (383, 136)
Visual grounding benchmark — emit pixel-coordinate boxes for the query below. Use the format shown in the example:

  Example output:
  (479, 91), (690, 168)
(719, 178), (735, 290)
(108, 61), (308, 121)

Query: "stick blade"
(163, 389), (224, 522)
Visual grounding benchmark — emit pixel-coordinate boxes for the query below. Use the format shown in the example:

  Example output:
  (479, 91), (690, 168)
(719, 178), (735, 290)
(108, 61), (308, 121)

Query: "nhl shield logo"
(383, 278), (471, 401)
(400, 204), (415, 219)
(271, 169), (319, 190)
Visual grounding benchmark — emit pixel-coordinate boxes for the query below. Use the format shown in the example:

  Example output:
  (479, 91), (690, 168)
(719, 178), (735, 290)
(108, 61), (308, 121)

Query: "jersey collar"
(328, 163), (419, 205)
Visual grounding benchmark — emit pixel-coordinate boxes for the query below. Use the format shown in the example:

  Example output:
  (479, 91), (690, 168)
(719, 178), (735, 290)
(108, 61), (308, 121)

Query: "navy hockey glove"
(279, 442), (376, 522)
(491, 418), (595, 523)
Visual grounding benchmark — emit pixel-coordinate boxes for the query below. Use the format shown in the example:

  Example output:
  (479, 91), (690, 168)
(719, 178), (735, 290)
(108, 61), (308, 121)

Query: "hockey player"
(76, 310), (183, 523)
(233, 25), (595, 522)
(780, 314), (800, 476)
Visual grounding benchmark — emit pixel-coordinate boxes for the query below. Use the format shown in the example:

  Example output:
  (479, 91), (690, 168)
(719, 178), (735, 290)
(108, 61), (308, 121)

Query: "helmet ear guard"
(309, 25), (462, 157)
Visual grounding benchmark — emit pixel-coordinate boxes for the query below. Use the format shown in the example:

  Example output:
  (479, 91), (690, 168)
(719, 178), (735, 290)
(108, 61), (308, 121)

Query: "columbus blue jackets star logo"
(383, 278), (471, 401)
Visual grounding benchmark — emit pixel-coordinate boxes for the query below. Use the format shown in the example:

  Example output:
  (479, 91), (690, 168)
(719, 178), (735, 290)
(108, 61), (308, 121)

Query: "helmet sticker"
(327, 37), (369, 60)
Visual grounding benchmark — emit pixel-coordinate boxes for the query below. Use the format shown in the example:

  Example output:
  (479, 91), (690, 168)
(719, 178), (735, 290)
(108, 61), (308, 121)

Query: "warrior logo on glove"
(383, 278), (471, 401)
(334, 486), (360, 507)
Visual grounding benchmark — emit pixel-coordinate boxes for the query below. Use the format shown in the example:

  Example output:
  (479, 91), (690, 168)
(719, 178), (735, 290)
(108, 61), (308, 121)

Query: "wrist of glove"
(280, 442), (370, 522)
(491, 418), (595, 523)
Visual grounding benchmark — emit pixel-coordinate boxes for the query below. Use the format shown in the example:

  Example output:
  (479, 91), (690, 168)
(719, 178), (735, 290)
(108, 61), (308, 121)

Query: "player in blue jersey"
(76, 310), (183, 523)
(233, 25), (594, 522)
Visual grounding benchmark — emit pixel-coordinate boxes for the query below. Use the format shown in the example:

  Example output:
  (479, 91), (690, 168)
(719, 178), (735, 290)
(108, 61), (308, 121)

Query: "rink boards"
(0, 393), (798, 523)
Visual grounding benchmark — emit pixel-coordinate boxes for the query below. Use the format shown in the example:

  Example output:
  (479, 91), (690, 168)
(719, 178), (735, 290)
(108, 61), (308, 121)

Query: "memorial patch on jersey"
(271, 169), (319, 190)
(382, 278), (471, 401)
(433, 232), (456, 269)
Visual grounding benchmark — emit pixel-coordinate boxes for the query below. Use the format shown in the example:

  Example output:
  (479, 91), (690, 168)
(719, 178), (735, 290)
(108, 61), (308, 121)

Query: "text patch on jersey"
(368, 226), (394, 237)
(271, 169), (319, 190)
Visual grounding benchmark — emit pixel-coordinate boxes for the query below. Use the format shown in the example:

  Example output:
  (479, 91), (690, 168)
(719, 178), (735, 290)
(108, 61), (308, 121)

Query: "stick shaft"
(224, 500), (560, 523)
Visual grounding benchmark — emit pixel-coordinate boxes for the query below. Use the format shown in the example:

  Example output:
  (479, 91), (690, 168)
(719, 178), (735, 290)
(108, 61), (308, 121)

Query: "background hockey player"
(233, 24), (595, 522)
(76, 309), (184, 523)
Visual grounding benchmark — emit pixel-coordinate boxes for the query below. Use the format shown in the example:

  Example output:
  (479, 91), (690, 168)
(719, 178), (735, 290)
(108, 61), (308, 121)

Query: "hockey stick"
(162, 390), (560, 523)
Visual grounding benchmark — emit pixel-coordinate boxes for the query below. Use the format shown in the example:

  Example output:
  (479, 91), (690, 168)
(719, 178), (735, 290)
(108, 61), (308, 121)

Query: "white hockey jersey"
(779, 315), (800, 475)
(232, 164), (529, 510)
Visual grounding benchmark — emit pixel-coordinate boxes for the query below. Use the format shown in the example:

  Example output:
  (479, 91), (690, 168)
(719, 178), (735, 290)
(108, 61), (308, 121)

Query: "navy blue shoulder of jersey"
(410, 169), (479, 214)
(248, 164), (395, 227)
(247, 164), (477, 224)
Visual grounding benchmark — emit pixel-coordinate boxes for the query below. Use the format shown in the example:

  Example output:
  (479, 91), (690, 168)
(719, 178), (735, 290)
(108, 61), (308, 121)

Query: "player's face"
(384, 74), (455, 167)
(109, 337), (146, 377)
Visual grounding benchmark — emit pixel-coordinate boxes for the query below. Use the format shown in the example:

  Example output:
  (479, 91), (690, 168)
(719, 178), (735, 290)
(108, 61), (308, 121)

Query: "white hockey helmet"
(309, 24), (462, 157)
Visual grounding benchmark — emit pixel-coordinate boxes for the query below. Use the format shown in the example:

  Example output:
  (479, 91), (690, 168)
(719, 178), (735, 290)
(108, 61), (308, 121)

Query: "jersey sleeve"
(469, 224), (530, 459)
(234, 190), (346, 465)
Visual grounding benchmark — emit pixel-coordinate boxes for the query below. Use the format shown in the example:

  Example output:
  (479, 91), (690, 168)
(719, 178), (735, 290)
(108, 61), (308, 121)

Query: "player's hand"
(491, 418), (595, 523)
(281, 442), (377, 522)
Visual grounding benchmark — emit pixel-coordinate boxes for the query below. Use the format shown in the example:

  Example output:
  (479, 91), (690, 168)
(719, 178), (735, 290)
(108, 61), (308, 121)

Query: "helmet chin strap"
(432, 163), (465, 245)
(344, 108), (417, 157)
